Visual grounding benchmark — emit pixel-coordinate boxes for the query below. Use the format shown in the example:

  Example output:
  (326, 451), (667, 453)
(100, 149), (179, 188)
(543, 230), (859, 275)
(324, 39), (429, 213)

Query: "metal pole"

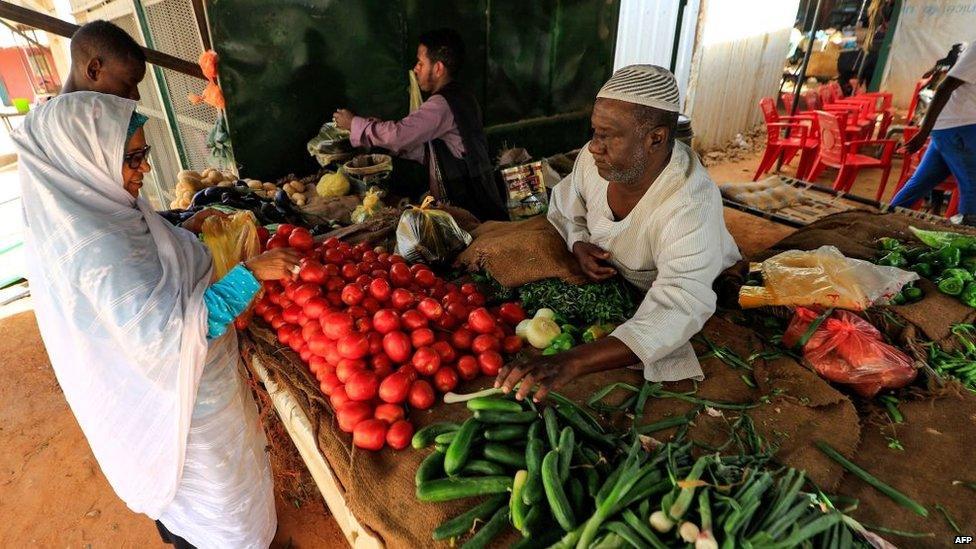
(790, 0), (823, 116)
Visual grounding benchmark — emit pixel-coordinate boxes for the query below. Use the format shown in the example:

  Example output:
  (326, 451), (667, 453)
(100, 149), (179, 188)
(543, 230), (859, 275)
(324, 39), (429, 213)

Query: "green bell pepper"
(939, 276), (966, 296)
(916, 250), (942, 266)
(878, 237), (903, 252)
(942, 268), (974, 282)
(581, 323), (615, 343)
(877, 251), (908, 268)
(890, 291), (907, 305)
(911, 262), (934, 278)
(962, 282), (976, 308)
(903, 286), (924, 303)
(962, 256), (976, 276)
(939, 245), (962, 268)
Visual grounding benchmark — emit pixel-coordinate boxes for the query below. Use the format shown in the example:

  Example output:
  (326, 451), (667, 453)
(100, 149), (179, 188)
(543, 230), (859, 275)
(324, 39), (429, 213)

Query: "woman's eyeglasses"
(124, 145), (151, 169)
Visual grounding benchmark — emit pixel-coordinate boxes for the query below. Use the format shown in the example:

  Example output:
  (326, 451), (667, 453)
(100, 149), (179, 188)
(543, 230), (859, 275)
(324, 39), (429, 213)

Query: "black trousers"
(155, 520), (197, 549)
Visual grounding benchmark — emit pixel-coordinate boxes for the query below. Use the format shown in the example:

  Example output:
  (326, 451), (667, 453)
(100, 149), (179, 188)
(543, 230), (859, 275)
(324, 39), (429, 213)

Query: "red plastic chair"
(753, 98), (812, 180)
(802, 90), (821, 110)
(875, 111), (893, 140)
(891, 126), (959, 216)
(781, 92), (795, 114)
(807, 111), (897, 198)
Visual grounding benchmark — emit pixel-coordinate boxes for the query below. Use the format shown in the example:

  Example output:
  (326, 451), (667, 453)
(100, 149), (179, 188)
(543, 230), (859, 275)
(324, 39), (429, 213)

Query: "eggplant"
(274, 189), (292, 209)
(189, 186), (224, 208)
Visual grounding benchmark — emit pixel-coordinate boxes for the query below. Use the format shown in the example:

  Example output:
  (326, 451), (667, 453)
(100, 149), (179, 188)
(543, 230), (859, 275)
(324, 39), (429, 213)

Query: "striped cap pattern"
(597, 64), (681, 112)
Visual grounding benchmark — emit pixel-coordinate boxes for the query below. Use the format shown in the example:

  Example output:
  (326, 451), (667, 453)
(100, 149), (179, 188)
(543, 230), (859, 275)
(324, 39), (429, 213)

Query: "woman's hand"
(180, 208), (228, 234)
(244, 248), (303, 281)
(572, 241), (617, 281)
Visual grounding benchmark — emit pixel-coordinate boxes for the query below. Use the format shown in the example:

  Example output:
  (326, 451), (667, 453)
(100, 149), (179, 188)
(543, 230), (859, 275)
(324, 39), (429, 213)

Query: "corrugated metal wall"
(684, 0), (799, 150)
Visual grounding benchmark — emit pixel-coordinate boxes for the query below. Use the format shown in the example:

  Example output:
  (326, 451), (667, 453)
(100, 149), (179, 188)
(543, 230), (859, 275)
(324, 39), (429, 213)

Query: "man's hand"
(572, 241), (617, 281)
(899, 130), (929, 155)
(180, 208), (228, 234)
(494, 353), (582, 402)
(244, 248), (303, 281)
(333, 109), (355, 131)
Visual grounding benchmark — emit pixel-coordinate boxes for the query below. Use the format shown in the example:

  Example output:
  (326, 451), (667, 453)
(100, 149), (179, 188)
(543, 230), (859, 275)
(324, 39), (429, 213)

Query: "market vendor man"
(332, 28), (508, 221)
(496, 65), (741, 401)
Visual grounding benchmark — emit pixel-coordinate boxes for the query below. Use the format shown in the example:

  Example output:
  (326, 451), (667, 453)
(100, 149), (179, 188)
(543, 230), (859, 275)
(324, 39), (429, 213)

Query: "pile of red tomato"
(252, 225), (528, 451)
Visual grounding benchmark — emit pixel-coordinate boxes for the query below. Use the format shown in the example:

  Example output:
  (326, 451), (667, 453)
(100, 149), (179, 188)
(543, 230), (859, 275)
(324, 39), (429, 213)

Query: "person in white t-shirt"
(891, 41), (976, 224)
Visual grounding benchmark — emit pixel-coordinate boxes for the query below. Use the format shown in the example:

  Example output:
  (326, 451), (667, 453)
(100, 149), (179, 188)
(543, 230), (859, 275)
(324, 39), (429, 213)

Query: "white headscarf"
(13, 92), (213, 517)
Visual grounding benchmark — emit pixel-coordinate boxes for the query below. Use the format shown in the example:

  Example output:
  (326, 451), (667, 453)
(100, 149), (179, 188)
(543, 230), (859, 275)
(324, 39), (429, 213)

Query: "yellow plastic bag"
(395, 196), (473, 264)
(201, 211), (262, 278)
(351, 187), (384, 224)
(739, 246), (917, 311)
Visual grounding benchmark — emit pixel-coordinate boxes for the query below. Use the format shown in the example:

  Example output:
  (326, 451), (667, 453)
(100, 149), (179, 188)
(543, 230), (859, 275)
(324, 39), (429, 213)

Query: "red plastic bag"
(782, 306), (824, 348)
(794, 309), (917, 397)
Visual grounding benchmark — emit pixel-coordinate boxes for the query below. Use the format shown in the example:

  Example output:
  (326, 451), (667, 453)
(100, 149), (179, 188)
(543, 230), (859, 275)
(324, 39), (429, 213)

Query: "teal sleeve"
(204, 263), (260, 339)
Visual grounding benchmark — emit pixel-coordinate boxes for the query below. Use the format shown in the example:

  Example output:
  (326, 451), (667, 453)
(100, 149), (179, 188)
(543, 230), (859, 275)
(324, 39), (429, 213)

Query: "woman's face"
(122, 127), (151, 198)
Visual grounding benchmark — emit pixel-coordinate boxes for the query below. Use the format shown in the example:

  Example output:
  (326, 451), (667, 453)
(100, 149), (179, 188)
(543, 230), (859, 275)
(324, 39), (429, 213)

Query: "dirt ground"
(0, 150), (902, 547)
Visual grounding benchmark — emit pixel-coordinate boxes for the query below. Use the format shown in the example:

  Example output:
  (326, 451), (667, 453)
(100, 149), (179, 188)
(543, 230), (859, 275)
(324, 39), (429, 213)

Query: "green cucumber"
(558, 426), (575, 482)
(416, 476), (513, 502)
(520, 503), (546, 537)
(523, 438), (545, 505)
(461, 459), (507, 476)
(541, 450), (576, 530)
(473, 410), (537, 424)
(484, 424), (528, 442)
(432, 494), (506, 540)
(483, 442), (527, 468)
(467, 396), (524, 413)
(434, 431), (457, 445)
(445, 418), (481, 476)
(415, 451), (445, 486)
(435, 442), (449, 453)
(569, 477), (586, 518)
(527, 419), (543, 442)
(460, 506), (510, 549)
(510, 470), (529, 531)
(412, 422), (460, 449)
(543, 406), (560, 449)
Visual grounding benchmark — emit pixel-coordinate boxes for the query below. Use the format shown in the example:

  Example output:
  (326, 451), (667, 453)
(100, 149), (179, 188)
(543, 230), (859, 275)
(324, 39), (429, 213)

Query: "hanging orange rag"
(188, 50), (225, 110)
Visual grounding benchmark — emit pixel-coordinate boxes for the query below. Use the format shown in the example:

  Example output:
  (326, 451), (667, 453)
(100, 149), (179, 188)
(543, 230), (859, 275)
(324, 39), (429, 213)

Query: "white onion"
(649, 511), (674, 533)
(526, 317), (561, 349)
(533, 308), (556, 320)
(515, 319), (532, 339)
(679, 522), (700, 543)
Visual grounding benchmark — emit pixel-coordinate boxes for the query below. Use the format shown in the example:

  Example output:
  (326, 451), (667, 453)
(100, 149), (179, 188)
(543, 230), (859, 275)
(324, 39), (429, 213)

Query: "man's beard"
(606, 150), (647, 185)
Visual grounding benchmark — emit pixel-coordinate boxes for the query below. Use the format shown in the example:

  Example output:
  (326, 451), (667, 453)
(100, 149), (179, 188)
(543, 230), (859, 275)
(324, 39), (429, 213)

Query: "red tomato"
(361, 250), (378, 263)
(309, 355), (328, 374)
(372, 309), (401, 334)
(433, 367), (459, 393)
(346, 306), (367, 319)
(321, 312), (354, 340)
(356, 317), (373, 333)
(502, 335), (524, 355)
(325, 276), (346, 292)
(371, 354), (394, 377)
(341, 284), (365, 306)
(337, 401), (373, 433)
(401, 310), (428, 331)
(323, 236), (340, 249)
(498, 302), (527, 325)
(382, 331), (413, 364)
(367, 332), (383, 356)
(266, 235), (288, 250)
(408, 380), (436, 410)
(353, 419), (388, 451)
(411, 328), (436, 349)
(303, 320), (324, 342)
(446, 302), (469, 321)
(386, 420), (414, 450)
(336, 358), (363, 383)
(466, 293), (487, 307)
(389, 263), (412, 287)
(277, 224), (296, 237)
(377, 252), (391, 265)
(472, 334), (500, 354)
(379, 371), (412, 403)
(460, 282), (478, 295)
(399, 364), (419, 382)
(355, 274), (372, 287)
(293, 283), (322, 307)
(451, 328), (474, 350)
(390, 288), (415, 311)
(435, 314), (459, 331)
(478, 351), (503, 376)
(298, 261), (327, 284)
(303, 297), (328, 320)
(289, 332), (305, 352)
(337, 334), (369, 359)
(307, 333), (331, 356)
(326, 291), (343, 307)
(341, 262), (361, 281)
(389, 254), (407, 264)
(456, 355), (479, 380)
(371, 269), (389, 280)
(368, 278), (392, 302)
(297, 312), (311, 327)
(414, 269), (437, 288)
(299, 345), (313, 363)
(412, 347), (441, 376)
(257, 226), (271, 247)
(282, 305), (302, 325)
(361, 297), (381, 315)
(431, 341), (457, 363)
(269, 314), (286, 330)
(330, 386), (350, 409)
(345, 370), (379, 401)
(320, 373), (342, 395)
(374, 403), (405, 423)
(287, 228), (314, 251)
(324, 344), (342, 366)
(324, 248), (344, 264)
(417, 298), (444, 320)
(323, 263), (340, 277)
(254, 299), (270, 317)
(467, 308), (496, 334)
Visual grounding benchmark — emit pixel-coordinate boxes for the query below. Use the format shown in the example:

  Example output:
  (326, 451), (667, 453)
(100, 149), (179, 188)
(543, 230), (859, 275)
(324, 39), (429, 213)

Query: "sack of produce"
(739, 245), (918, 311)
(783, 307), (917, 397)
(396, 196), (472, 264)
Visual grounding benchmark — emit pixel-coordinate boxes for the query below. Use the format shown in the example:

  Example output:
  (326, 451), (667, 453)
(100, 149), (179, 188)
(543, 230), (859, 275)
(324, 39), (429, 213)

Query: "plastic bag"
(201, 211), (262, 279)
(500, 160), (550, 220)
(739, 246), (918, 311)
(351, 187), (384, 224)
(395, 196), (472, 264)
(785, 307), (917, 397)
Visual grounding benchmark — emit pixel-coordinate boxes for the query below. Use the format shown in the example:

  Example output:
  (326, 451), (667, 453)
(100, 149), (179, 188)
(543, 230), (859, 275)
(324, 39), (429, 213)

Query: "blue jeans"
(890, 123), (976, 215)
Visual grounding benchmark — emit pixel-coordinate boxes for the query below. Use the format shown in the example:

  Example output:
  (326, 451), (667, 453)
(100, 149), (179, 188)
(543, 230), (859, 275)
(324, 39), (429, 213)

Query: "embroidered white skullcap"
(597, 64), (681, 112)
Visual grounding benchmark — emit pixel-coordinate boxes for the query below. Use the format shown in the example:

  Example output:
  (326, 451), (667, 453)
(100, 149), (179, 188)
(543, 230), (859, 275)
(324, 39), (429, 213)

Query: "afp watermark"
(955, 536), (974, 544)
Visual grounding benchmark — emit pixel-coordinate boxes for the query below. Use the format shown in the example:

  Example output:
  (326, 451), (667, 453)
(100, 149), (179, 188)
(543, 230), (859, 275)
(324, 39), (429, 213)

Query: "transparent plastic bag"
(786, 307), (917, 397)
(395, 196), (472, 264)
(739, 245), (918, 311)
(201, 210), (262, 279)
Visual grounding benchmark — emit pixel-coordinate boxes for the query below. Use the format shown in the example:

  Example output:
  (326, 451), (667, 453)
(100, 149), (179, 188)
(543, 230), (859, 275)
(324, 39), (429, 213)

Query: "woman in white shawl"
(13, 91), (300, 548)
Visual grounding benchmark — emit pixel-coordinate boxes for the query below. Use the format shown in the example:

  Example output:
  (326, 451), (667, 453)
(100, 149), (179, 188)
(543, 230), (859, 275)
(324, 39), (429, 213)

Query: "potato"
(291, 181), (305, 192)
(294, 195), (306, 207)
(283, 182), (294, 193)
(246, 180), (263, 190)
(169, 199), (180, 209)
(217, 180), (234, 187)
(178, 169), (201, 180)
(201, 168), (218, 179)
(262, 182), (276, 191)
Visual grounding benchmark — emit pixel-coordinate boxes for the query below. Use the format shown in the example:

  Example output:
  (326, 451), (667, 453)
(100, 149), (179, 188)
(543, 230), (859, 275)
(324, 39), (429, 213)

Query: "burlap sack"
(456, 215), (588, 287)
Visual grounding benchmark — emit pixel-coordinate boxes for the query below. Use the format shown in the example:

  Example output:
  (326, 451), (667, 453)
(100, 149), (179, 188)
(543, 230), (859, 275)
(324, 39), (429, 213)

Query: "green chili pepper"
(582, 323), (615, 343)
(550, 333), (574, 351)
(904, 246), (927, 261)
(878, 251), (907, 268)
(911, 262), (934, 278)
(939, 246), (962, 268)
(903, 286), (924, 302)
(939, 276), (966, 296)
(878, 237), (902, 252)
(942, 268), (973, 282)
(890, 292), (907, 305)
(560, 324), (579, 338)
(961, 282), (976, 308)
(542, 346), (559, 356)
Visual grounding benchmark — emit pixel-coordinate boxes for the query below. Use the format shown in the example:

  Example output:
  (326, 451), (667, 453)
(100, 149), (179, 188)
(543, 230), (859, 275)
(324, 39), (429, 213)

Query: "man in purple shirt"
(334, 28), (508, 221)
